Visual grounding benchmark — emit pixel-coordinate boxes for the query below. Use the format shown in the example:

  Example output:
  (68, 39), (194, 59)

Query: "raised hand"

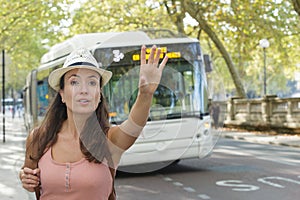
(138, 45), (168, 95)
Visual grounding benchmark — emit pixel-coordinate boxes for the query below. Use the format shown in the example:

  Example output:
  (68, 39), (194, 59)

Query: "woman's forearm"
(129, 92), (153, 127)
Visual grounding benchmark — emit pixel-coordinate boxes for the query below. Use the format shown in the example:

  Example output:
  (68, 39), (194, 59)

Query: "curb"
(222, 131), (300, 148)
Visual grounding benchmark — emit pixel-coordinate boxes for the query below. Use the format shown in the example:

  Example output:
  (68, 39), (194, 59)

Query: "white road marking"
(257, 176), (300, 188)
(216, 180), (260, 191)
(173, 182), (183, 187)
(162, 175), (211, 199)
(183, 187), (196, 192)
(198, 194), (211, 199)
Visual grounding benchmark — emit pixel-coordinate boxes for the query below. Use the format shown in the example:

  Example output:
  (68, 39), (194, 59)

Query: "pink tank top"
(38, 147), (113, 200)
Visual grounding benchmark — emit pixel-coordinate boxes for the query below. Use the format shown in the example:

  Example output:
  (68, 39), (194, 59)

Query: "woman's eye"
(70, 80), (79, 85)
(89, 80), (97, 86)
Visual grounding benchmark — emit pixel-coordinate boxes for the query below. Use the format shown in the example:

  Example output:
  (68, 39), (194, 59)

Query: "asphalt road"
(115, 138), (300, 200)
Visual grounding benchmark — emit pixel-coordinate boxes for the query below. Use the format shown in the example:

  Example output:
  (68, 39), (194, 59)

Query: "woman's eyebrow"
(67, 74), (100, 79)
(67, 74), (79, 79)
(88, 75), (100, 79)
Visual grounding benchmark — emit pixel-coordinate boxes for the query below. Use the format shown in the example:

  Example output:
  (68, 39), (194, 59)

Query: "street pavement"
(0, 113), (300, 200)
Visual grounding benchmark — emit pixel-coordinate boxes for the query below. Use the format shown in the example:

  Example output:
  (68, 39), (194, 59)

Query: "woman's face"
(59, 68), (101, 115)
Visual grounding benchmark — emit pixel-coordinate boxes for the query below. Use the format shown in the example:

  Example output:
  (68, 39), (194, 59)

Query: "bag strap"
(108, 167), (116, 200)
(34, 160), (40, 199)
(35, 187), (40, 200)
(23, 128), (40, 200)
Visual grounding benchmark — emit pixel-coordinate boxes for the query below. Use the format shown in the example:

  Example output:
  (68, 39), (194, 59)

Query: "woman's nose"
(79, 83), (88, 94)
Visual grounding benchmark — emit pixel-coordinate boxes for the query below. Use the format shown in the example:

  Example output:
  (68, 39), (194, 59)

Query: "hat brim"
(48, 65), (112, 91)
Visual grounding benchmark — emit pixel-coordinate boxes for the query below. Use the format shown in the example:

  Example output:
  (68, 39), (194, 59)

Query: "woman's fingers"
(140, 45), (146, 65)
(153, 47), (161, 66)
(146, 45), (161, 66)
(159, 54), (168, 70)
(21, 168), (40, 191)
(147, 45), (156, 64)
(141, 45), (167, 67)
(23, 167), (40, 178)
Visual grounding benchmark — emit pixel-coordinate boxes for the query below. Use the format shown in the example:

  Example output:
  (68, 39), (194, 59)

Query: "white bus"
(23, 30), (214, 171)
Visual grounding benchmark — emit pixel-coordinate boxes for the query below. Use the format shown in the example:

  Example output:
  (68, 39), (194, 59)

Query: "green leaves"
(1, 0), (300, 98)
(182, 0), (300, 97)
(0, 0), (71, 93)
(69, 0), (174, 34)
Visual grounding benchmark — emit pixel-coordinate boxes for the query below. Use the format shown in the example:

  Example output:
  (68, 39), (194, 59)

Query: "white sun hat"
(48, 48), (112, 91)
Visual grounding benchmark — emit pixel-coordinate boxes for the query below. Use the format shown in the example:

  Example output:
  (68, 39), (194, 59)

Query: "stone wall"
(213, 95), (300, 133)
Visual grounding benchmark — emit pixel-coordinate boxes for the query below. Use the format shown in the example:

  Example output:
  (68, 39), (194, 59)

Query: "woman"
(19, 45), (168, 199)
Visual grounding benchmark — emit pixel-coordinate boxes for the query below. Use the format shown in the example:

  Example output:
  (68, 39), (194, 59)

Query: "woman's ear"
(99, 91), (102, 104)
(59, 90), (65, 103)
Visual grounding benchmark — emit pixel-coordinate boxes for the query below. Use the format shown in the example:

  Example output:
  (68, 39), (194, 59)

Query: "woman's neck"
(62, 112), (91, 138)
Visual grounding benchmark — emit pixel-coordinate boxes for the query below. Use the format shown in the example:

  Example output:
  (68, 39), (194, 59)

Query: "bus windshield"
(94, 43), (208, 123)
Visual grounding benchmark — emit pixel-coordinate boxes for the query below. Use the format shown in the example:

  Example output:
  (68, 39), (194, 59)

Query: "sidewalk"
(221, 128), (300, 148)
(0, 114), (35, 200)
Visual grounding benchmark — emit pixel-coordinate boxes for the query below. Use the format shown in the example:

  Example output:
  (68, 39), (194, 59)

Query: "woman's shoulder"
(26, 127), (41, 143)
(25, 127), (35, 144)
(25, 126), (48, 156)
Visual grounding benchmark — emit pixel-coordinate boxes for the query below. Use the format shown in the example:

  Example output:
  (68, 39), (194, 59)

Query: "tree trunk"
(182, 0), (247, 98)
(292, 0), (300, 16)
(163, 0), (185, 34)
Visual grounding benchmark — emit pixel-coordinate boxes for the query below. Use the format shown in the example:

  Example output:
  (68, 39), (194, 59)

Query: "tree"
(161, 0), (246, 97)
(69, 0), (175, 35)
(1, 0), (299, 98)
(292, 0), (300, 16)
(166, 0), (299, 98)
(0, 0), (71, 94)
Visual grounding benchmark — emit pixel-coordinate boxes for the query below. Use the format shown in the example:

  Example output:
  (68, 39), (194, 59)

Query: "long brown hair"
(28, 74), (112, 164)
